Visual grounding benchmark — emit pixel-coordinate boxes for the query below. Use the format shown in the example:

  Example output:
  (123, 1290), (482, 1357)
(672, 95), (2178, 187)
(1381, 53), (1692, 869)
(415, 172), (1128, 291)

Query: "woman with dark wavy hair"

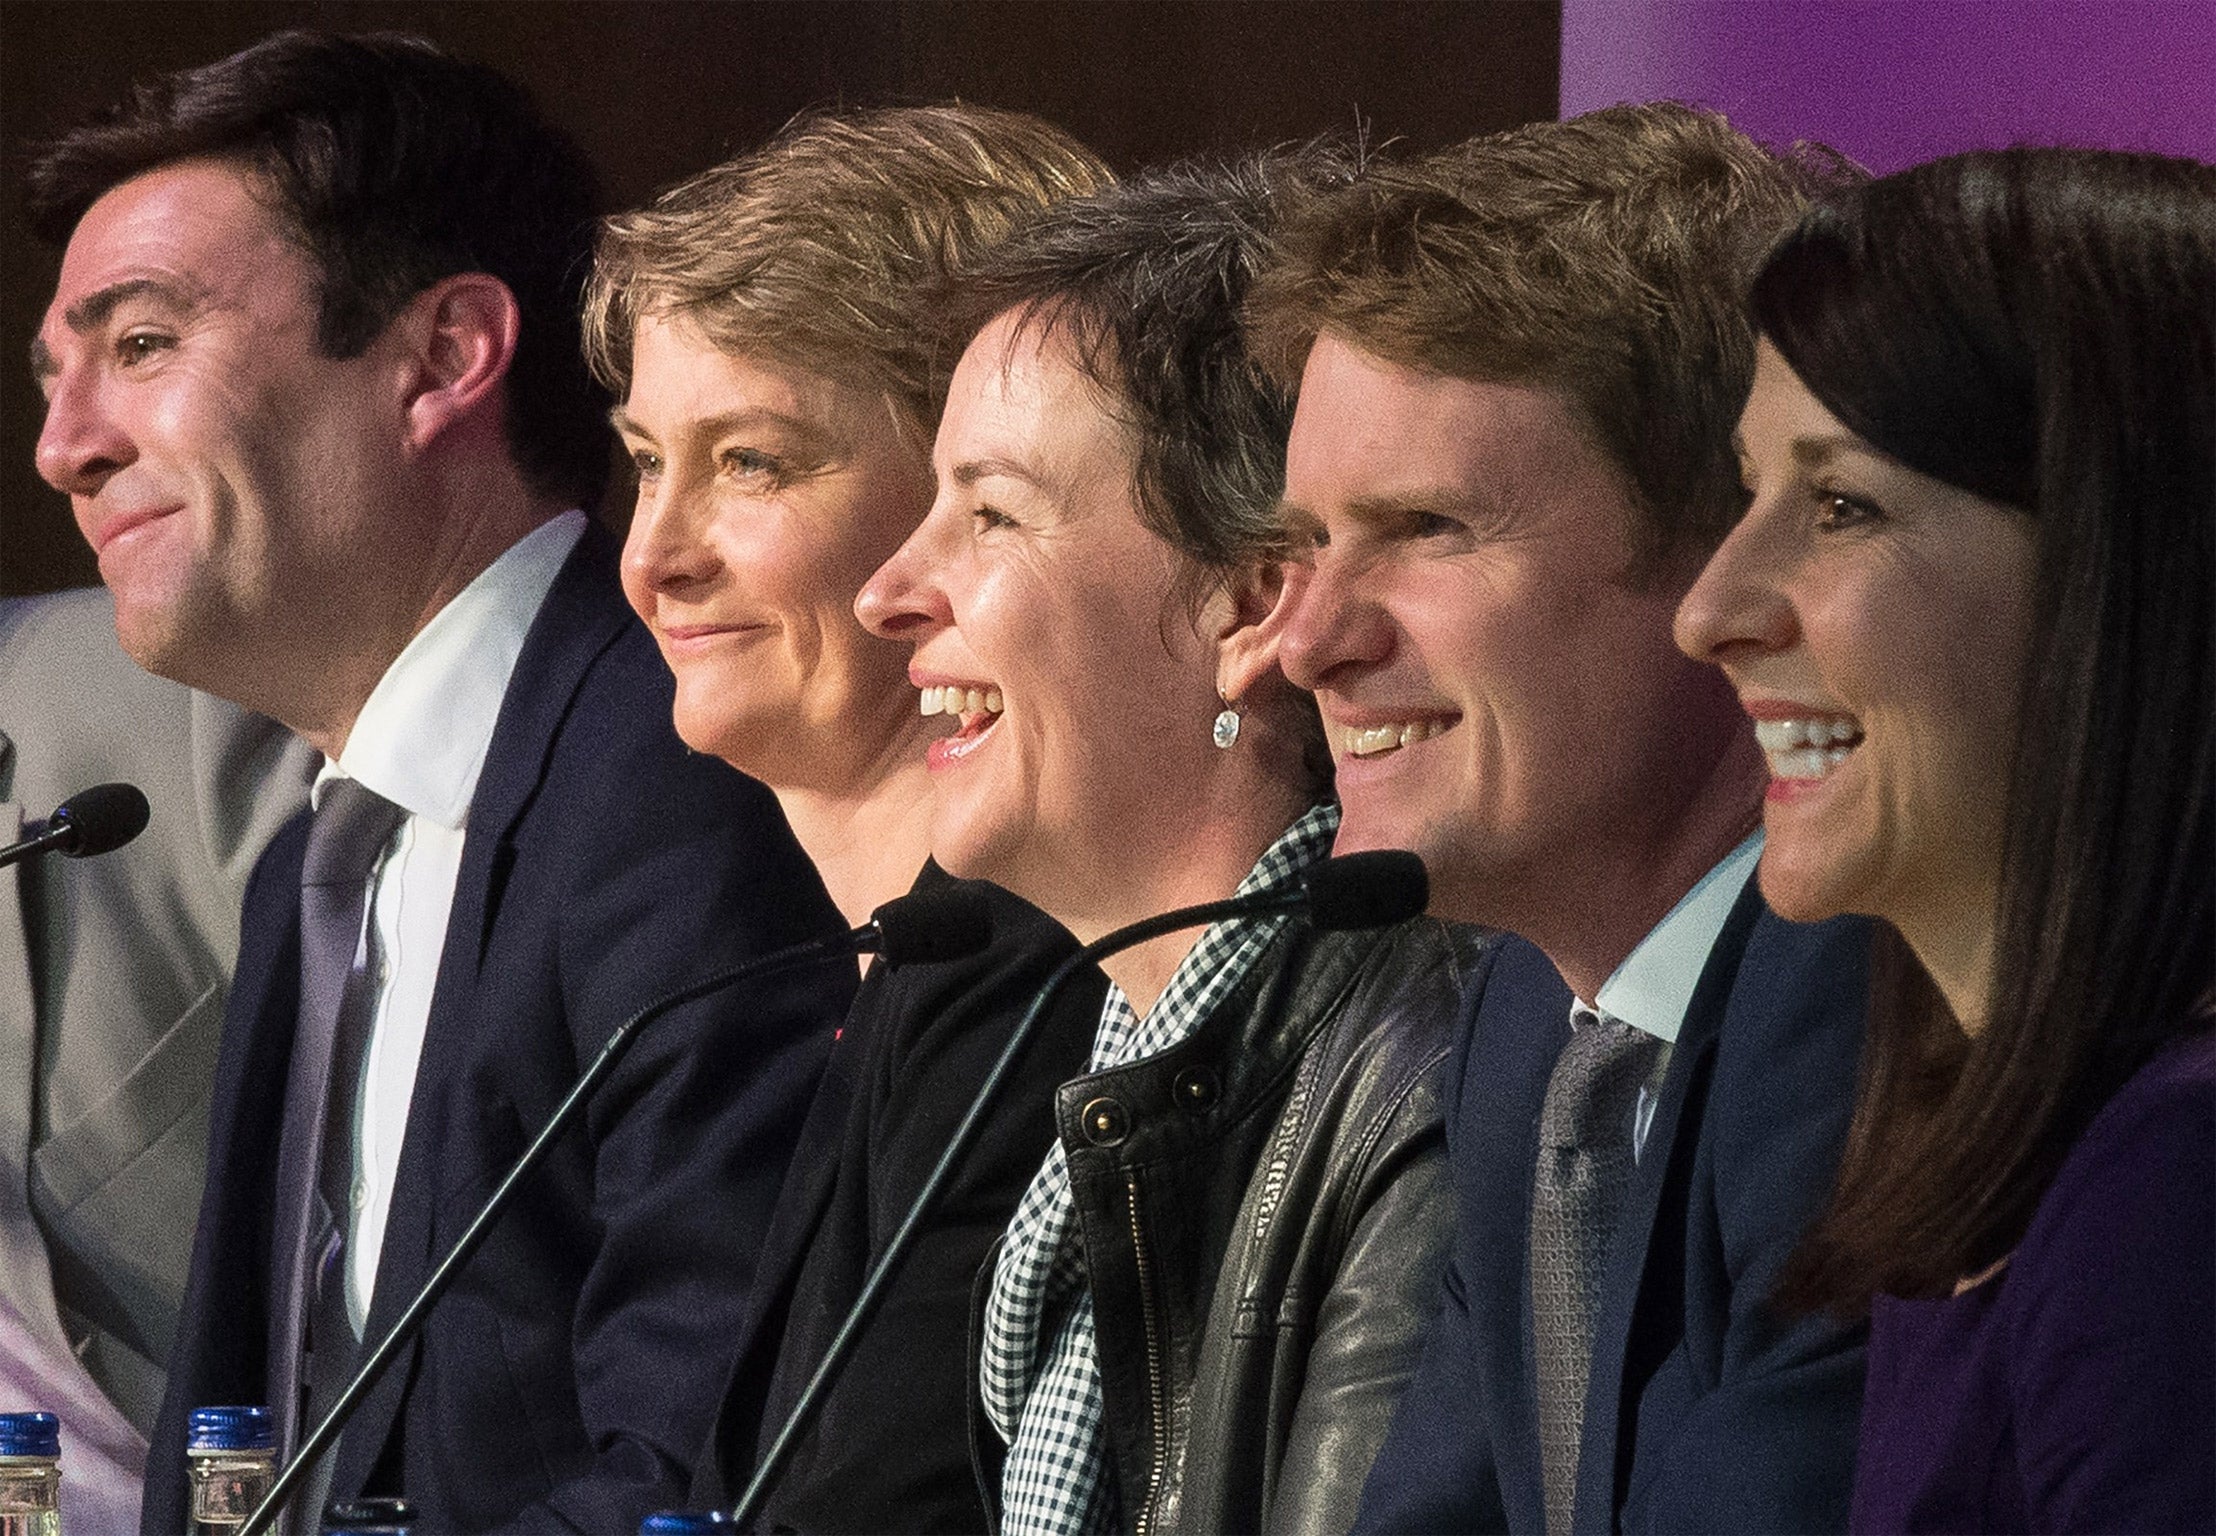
(860, 150), (1481, 1535)
(1677, 147), (2214, 1531)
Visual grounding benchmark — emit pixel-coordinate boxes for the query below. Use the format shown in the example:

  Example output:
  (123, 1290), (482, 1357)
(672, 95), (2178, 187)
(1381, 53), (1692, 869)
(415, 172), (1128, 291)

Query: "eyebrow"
(607, 404), (829, 447)
(1735, 423), (1864, 467)
(29, 276), (201, 382)
(947, 456), (1050, 493)
(1319, 487), (1508, 529)
(1275, 498), (1326, 542)
(1789, 433), (1868, 469)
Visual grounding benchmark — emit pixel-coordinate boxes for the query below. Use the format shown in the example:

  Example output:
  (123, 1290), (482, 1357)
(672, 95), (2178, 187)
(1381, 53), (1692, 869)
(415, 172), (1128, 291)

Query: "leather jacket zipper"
(1127, 1172), (1169, 1536)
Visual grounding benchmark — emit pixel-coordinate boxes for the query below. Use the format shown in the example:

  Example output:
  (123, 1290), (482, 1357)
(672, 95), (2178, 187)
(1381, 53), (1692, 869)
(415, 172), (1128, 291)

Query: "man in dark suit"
(1260, 106), (1870, 1532)
(27, 32), (851, 1533)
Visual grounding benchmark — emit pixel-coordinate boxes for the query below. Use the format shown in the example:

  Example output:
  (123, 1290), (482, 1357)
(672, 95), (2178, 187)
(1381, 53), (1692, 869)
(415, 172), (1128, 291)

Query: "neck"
(1897, 893), (2000, 1036)
(281, 470), (564, 759)
(773, 755), (936, 930)
(1084, 790), (1309, 1017)
(1526, 736), (1765, 1002)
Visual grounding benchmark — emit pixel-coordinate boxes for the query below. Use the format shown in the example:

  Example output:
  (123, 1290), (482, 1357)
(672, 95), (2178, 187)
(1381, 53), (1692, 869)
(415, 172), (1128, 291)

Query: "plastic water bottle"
(638, 1513), (734, 1534)
(187, 1406), (276, 1533)
(0, 1412), (61, 1536)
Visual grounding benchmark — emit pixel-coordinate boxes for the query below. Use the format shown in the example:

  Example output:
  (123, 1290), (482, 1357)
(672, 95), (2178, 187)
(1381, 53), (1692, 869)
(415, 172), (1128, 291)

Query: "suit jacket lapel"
(334, 525), (630, 1495)
(1574, 872), (1765, 1532)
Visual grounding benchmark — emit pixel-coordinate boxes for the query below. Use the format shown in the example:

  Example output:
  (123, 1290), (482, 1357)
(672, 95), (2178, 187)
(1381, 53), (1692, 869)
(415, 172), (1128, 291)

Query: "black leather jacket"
(975, 915), (1488, 1535)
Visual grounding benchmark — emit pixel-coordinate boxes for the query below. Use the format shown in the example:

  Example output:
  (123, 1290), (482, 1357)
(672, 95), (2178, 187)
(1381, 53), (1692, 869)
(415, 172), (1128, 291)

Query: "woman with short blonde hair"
(586, 106), (1116, 1529)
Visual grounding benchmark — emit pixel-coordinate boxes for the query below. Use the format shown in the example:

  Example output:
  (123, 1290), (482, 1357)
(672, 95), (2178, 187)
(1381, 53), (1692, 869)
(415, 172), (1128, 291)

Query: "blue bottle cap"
(638, 1513), (733, 1534)
(0, 1411), (60, 1458)
(187, 1405), (275, 1452)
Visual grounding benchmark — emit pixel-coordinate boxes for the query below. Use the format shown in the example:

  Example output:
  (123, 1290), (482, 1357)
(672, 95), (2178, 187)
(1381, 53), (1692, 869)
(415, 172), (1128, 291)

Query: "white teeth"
(918, 685), (1004, 719)
(1343, 719), (1447, 758)
(1752, 715), (1864, 752)
(1770, 747), (1831, 779)
(1766, 742), (1861, 780)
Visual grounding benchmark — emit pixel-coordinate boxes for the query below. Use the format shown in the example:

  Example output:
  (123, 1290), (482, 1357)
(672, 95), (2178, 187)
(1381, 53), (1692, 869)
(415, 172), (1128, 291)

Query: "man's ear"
(397, 272), (521, 453)
(1209, 559), (1307, 703)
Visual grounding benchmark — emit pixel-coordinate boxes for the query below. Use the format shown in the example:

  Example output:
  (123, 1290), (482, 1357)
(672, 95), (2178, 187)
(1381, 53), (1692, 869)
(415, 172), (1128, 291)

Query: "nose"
(1673, 507), (1801, 664)
(856, 503), (956, 642)
(35, 358), (135, 498)
(619, 461), (718, 613)
(1278, 545), (1395, 691)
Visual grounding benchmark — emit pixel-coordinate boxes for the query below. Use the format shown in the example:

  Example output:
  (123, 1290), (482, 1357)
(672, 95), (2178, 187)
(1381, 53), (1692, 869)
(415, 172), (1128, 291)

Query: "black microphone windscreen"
(1301, 850), (1428, 931)
(870, 884), (995, 967)
(51, 782), (151, 858)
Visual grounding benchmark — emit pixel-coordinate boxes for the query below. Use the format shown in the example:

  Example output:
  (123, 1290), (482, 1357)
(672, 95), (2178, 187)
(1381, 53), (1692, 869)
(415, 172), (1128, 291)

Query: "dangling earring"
(1212, 690), (1242, 750)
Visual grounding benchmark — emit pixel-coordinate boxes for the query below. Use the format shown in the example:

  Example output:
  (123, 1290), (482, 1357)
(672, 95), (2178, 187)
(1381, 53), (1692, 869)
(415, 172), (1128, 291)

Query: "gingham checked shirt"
(980, 803), (1341, 1535)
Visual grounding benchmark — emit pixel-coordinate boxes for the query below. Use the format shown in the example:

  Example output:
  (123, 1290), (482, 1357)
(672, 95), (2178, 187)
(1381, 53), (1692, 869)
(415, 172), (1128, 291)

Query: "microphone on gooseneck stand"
(0, 781), (152, 868)
(235, 885), (995, 1536)
(731, 849), (1429, 1527)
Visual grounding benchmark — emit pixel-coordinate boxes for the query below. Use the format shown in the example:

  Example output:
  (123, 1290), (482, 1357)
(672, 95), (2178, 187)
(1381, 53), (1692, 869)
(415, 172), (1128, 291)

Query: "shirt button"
(351, 1178), (370, 1211)
(1173, 1066), (1221, 1112)
(1080, 1096), (1129, 1146)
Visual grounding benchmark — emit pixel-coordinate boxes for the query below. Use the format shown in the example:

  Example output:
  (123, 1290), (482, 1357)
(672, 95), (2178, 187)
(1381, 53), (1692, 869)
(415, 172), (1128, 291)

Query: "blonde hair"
(583, 104), (1111, 435)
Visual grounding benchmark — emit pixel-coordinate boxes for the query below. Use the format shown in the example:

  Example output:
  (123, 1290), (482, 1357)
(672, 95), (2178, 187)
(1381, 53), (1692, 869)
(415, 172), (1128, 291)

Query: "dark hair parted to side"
(940, 142), (1365, 598)
(583, 105), (1110, 442)
(26, 30), (610, 509)
(1765, 149), (2216, 1313)
(1247, 103), (1855, 570)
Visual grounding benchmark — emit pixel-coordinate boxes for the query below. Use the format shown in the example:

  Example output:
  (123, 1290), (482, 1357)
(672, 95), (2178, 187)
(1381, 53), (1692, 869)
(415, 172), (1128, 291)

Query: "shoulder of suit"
(0, 587), (147, 699)
(0, 587), (200, 802)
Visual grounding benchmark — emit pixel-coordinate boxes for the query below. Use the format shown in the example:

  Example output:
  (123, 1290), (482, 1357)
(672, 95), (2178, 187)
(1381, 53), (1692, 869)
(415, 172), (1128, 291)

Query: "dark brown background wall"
(2, 0), (1558, 597)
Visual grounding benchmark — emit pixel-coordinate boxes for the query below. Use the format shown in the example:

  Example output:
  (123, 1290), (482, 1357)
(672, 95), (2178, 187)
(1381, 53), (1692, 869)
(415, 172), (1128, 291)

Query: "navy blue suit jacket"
(144, 527), (854, 1534)
(1356, 878), (1870, 1534)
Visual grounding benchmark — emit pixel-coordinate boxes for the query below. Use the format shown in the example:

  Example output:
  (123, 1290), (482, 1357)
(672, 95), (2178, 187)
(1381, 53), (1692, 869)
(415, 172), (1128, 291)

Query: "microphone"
(0, 782), (152, 869)
(238, 885), (993, 1536)
(732, 848), (1428, 1525)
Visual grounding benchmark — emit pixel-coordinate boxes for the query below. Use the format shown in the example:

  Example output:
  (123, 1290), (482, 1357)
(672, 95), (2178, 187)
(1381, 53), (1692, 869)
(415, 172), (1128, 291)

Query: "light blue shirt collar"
(1589, 830), (1763, 1045)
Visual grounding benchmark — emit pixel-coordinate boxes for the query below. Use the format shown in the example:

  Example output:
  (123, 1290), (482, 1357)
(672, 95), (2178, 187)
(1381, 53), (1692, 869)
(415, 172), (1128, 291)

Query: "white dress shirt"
(312, 511), (585, 1331)
(1580, 830), (1764, 1160)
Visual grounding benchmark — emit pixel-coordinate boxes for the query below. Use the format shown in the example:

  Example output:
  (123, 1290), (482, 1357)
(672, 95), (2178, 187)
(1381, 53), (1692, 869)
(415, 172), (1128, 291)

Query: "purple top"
(1852, 1035), (2216, 1534)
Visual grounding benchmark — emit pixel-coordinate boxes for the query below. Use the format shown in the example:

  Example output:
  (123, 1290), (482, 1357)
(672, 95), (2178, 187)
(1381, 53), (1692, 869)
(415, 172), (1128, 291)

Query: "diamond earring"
(1212, 693), (1242, 750)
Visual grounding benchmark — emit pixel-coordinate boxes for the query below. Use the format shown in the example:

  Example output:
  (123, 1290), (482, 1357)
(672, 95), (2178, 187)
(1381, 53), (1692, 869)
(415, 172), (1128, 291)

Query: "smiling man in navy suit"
(1255, 106), (1871, 1533)
(28, 32), (851, 1534)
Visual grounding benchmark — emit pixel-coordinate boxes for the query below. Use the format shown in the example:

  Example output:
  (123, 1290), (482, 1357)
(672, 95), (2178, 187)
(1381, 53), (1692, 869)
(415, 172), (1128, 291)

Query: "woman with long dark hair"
(1677, 147), (2214, 1531)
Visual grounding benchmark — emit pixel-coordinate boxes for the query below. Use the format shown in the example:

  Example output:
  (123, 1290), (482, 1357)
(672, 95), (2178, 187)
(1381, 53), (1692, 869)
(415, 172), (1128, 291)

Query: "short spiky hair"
(27, 30), (611, 510)
(1248, 103), (1853, 568)
(582, 104), (1110, 439)
(941, 141), (1365, 594)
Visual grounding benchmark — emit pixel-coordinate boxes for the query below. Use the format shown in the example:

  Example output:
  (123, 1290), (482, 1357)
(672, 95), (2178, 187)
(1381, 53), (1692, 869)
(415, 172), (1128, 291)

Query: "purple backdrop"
(1562, 0), (2216, 171)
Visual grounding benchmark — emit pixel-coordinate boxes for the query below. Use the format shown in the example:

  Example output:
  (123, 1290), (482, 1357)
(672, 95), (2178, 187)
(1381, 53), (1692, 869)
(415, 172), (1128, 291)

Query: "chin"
(673, 707), (760, 777)
(1752, 848), (1853, 925)
(929, 811), (1045, 910)
(1328, 800), (1405, 858)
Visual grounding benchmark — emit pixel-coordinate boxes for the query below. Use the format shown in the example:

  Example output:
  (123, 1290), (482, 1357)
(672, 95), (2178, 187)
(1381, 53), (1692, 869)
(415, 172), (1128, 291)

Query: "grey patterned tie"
(1530, 1006), (1666, 1536)
(267, 779), (406, 1530)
